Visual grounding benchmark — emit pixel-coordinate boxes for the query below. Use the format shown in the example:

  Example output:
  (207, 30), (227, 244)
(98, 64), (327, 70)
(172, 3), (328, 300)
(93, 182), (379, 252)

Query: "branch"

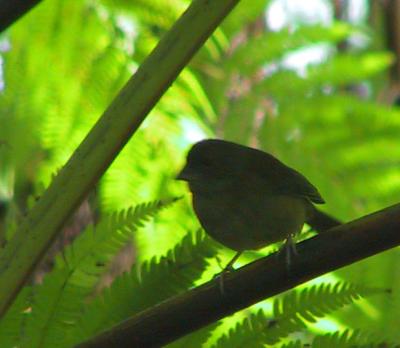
(385, 0), (400, 83)
(0, 0), (240, 317)
(0, 0), (42, 33)
(76, 203), (400, 348)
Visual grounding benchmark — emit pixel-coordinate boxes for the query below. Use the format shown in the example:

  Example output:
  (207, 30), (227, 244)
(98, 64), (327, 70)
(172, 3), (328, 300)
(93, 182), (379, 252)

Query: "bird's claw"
(213, 251), (242, 295)
(276, 234), (298, 272)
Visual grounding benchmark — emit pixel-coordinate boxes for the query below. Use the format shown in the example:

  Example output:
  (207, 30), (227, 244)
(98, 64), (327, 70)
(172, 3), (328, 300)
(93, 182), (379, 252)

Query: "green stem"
(0, 0), (240, 318)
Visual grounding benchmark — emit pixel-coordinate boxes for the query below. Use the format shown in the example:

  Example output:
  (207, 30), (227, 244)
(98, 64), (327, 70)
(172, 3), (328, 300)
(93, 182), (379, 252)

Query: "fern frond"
(222, 0), (269, 36)
(267, 282), (383, 344)
(214, 282), (383, 347)
(311, 329), (393, 348)
(18, 271), (87, 348)
(0, 199), (177, 348)
(279, 340), (303, 348)
(224, 22), (355, 75)
(167, 322), (221, 348)
(0, 287), (32, 348)
(307, 52), (393, 87)
(71, 229), (219, 345)
(58, 197), (179, 284)
(212, 310), (272, 348)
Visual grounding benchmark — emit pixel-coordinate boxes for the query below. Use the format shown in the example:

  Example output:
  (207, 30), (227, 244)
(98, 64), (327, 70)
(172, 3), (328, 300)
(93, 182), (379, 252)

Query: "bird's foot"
(213, 251), (242, 294)
(277, 235), (298, 272)
(213, 269), (231, 294)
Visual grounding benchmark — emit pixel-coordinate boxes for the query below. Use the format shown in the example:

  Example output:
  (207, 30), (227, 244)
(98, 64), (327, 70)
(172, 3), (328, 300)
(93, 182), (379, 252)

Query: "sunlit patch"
(266, 0), (331, 31)
(312, 317), (343, 332)
(180, 119), (207, 144)
(347, 0), (369, 23)
(299, 273), (339, 287)
(0, 56), (4, 92)
(282, 44), (331, 77)
(115, 15), (138, 55)
(355, 298), (380, 320)
(0, 166), (13, 201)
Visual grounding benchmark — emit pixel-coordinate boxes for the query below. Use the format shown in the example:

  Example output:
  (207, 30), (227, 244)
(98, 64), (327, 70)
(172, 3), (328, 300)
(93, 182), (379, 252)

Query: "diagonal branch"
(0, 0), (42, 33)
(0, 0), (240, 318)
(76, 203), (400, 348)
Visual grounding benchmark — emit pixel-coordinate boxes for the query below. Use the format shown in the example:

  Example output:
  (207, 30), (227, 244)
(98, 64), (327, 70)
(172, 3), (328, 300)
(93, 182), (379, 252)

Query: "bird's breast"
(191, 189), (308, 251)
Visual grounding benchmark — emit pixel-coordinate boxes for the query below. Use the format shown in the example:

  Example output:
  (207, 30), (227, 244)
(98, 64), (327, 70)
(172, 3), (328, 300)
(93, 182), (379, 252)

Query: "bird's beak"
(176, 165), (192, 181)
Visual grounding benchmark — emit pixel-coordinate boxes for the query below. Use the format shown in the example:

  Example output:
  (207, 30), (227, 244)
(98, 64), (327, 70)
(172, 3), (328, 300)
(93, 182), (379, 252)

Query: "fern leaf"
(166, 322), (221, 348)
(213, 310), (273, 348)
(57, 198), (179, 285)
(214, 282), (384, 347)
(266, 282), (383, 344)
(311, 329), (393, 348)
(1, 199), (177, 348)
(19, 271), (87, 348)
(0, 287), (32, 348)
(71, 229), (219, 345)
(279, 340), (303, 348)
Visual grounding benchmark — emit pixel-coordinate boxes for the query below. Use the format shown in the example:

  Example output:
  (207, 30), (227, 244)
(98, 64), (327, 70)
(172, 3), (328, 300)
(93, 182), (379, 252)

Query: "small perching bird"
(176, 139), (325, 279)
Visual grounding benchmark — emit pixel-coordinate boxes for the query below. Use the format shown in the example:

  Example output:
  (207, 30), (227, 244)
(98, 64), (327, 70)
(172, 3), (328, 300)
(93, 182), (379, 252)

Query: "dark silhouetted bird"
(176, 139), (324, 273)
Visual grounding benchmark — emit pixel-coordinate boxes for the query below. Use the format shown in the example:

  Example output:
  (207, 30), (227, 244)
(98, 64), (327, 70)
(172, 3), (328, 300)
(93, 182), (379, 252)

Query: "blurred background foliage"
(0, 0), (400, 347)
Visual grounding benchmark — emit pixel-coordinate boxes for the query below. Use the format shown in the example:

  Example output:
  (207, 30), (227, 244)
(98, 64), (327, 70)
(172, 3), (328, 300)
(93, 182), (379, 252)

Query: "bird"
(176, 139), (325, 279)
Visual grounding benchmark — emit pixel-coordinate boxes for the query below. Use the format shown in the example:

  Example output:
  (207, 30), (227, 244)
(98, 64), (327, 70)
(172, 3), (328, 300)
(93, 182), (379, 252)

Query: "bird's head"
(176, 139), (246, 191)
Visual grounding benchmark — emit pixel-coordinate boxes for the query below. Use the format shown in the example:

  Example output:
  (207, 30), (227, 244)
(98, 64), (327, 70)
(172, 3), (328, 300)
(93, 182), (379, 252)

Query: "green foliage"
(273, 282), (378, 324)
(71, 229), (219, 346)
(0, 198), (173, 345)
(224, 23), (357, 75)
(213, 310), (270, 348)
(167, 322), (221, 348)
(20, 271), (87, 347)
(0, 287), (31, 348)
(0, 198), (211, 347)
(57, 198), (179, 285)
(212, 282), (384, 347)
(1, 0), (400, 347)
(280, 330), (394, 348)
(310, 329), (392, 348)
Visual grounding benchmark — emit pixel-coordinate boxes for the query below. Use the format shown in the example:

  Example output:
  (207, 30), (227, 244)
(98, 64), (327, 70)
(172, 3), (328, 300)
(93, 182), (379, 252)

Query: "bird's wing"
(277, 167), (325, 204)
(249, 152), (325, 204)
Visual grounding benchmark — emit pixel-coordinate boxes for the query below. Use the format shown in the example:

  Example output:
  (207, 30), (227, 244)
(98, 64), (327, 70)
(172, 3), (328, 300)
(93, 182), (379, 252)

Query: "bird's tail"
(306, 205), (341, 233)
